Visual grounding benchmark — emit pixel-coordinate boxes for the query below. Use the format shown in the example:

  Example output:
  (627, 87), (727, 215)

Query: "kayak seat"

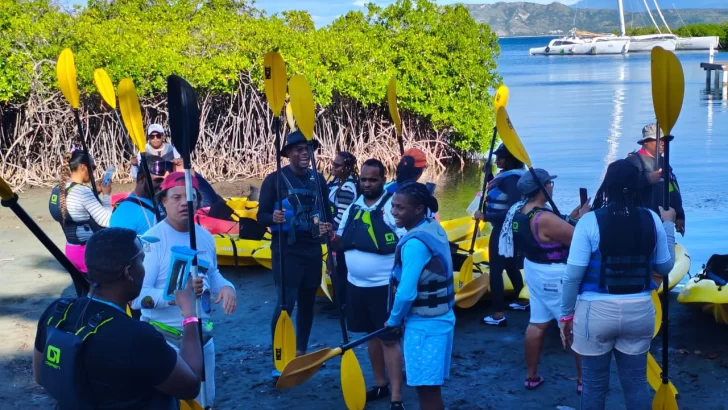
(699, 254), (728, 288)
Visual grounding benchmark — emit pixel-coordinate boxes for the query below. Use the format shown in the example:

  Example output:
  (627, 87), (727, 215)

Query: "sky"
(62, 1), (580, 27)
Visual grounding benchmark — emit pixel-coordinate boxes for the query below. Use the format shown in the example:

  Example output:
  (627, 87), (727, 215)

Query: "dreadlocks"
(592, 159), (643, 215)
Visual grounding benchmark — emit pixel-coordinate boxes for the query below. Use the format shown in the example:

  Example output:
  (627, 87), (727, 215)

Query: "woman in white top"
(328, 151), (359, 303)
(48, 149), (112, 274)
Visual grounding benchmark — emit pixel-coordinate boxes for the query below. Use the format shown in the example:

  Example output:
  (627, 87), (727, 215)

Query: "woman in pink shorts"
(48, 149), (113, 274)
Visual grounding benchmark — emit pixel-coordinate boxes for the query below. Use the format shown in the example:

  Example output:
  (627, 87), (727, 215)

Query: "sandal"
(577, 381), (583, 395)
(524, 376), (545, 390)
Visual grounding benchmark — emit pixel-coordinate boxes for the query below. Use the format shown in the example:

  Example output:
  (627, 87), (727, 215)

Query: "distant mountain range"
(464, 2), (728, 37)
(571, 0), (727, 11)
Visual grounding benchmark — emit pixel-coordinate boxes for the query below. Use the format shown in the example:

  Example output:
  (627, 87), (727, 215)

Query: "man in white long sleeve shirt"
(131, 172), (237, 406)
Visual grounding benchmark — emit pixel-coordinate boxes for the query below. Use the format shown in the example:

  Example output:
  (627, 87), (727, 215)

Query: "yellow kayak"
(441, 216), (489, 242)
(677, 252), (728, 324)
(215, 233), (271, 267)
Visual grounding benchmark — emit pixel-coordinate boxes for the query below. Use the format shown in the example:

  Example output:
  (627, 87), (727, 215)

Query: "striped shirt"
(64, 183), (112, 243)
(328, 178), (357, 229)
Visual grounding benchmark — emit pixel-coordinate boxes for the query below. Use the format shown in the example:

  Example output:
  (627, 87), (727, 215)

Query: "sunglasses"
(333, 162), (345, 169)
(147, 133), (164, 140)
(148, 160), (175, 176)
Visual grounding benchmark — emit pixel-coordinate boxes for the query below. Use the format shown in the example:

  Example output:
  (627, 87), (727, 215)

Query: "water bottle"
(102, 166), (116, 187)
(466, 192), (482, 215)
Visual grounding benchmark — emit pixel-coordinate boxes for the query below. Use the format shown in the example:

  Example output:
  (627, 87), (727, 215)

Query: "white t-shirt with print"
(131, 220), (235, 330)
(337, 193), (406, 288)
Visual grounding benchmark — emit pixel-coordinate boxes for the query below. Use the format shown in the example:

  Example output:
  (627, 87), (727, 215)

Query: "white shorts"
(524, 258), (565, 324)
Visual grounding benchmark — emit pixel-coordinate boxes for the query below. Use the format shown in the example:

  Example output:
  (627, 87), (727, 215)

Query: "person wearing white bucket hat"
(130, 124), (182, 180)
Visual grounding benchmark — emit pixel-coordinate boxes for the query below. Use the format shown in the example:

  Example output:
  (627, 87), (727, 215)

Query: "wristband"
(182, 316), (199, 326)
(559, 316), (574, 323)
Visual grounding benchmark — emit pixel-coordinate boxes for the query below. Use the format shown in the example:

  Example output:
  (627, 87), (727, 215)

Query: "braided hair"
(337, 151), (359, 193)
(592, 159), (642, 215)
(58, 150), (92, 224)
(396, 181), (439, 214)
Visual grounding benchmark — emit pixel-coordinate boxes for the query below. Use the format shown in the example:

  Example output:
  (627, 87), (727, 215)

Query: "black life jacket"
(579, 207), (658, 295)
(339, 193), (399, 255)
(39, 299), (113, 410)
(270, 167), (320, 244)
(513, 206), (569, 264)
(49, 183), (104, 245)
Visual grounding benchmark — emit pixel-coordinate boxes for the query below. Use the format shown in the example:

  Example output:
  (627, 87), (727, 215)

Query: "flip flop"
(525, 376), (545, 390)
(577, 381), (583, 395)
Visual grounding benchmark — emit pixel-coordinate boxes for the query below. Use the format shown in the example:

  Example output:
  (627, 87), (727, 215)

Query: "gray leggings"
(270, 285), (319, 354)
(580, 350), (651, 410)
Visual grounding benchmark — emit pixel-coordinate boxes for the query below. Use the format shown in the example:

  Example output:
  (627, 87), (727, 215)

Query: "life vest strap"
(412, 294), (453, 308)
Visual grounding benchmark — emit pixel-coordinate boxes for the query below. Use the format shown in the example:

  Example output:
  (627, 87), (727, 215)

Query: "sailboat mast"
(643, 0), (662, 33)
(652, 0), (673, 34)
(617, 0), (626, 36)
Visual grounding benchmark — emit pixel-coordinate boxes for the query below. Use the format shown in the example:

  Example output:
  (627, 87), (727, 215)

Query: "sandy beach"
(1, 183), (727, 410)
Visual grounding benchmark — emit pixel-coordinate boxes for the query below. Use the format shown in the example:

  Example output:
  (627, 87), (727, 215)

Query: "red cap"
(160, 172), (199, 192)
(402, 148), (426, 168)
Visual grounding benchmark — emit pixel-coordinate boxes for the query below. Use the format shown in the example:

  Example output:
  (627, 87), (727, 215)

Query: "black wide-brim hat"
(281, 130), (319, 157)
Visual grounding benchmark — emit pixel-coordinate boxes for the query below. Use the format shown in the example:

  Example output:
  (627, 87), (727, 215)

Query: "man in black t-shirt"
(33, 227), (204, 410)
(257, 130), (333, 378)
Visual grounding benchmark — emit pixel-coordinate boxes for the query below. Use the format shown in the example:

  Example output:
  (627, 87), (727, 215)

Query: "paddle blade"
(118, 78), (146, 152)
(455, 271), (490, 309)
(647, 352), (678, 395)
(285, 102), (297, 130)
(321, 264), (333, 302)
(0, 176), (14, 201)
(93, 68), (117, 110)
(289, 75), (315, 140)
(167, 75), (200, 168)
(494, 84), (509, 111)
(276, 347), (341, 389)
(340, 350), (366, 410)
(263, 51), (287, 115)
(652, 290), (662, 338)
(496, 107), (532, 167)
(179, 399), (204, 410)
(387, 76), (402, 137)
(56, 48), (80, 109)
(273, 312), (297, 373)
(653, 383), (679, 410)
(456, 256), (474, 291)
(651, 47), (685, 137)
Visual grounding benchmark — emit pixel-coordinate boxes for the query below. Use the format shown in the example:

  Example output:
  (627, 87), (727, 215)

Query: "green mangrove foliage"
(0, 0), (501, 187)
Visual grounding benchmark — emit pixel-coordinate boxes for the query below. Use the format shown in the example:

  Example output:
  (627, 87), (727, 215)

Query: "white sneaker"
(509, 302), (530, 311)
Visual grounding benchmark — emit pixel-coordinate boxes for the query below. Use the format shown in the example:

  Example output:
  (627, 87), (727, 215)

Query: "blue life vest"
(48, 183), (104, 245)
(339, 193), (399, 255)
(485, 169), (525, 213)
(391, 220), (454, 317)
(269, 166), (320, 244)
(39, 299), (114, 410)
(513, 206), (569, 265)
(579, 207), (658, 295)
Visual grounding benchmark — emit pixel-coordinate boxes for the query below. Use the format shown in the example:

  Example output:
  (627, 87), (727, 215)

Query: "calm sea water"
(436, 36), (728, 275)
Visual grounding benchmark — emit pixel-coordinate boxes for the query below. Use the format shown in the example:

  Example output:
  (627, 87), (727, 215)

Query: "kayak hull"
(677, 255), (728, 324)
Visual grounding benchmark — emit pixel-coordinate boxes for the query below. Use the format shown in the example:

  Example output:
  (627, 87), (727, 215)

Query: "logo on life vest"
(385, 232), (396, 245)
(45, 345), (61, 369)
(50, 194), (58, 205)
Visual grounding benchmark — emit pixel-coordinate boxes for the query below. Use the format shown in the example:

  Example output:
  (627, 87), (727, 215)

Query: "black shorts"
(346, 282), (400, 342)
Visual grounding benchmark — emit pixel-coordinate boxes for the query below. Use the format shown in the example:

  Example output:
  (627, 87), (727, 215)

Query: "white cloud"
(353, 0), (367, 7)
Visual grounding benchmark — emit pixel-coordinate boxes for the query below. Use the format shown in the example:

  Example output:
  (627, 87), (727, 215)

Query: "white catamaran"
(615, 0), (677, 52)
(529, 29), (630, 56)
(629, 0), (720, 51)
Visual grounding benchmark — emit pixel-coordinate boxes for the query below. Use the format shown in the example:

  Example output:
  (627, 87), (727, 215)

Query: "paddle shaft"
(1, 194), (89, 297)
(306, 144), (348, 343)
(73, 110), (100, 200)
(273, 116), (288, 311)
(342, 327), (393, 352)
(468, 126), (498, 253)
(111, 109), (161, 221)
(183, 168), (209, 408)
(659, 122), (672, 385)
(113, 109), (135, 160)
(528, 167), (560, 216)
